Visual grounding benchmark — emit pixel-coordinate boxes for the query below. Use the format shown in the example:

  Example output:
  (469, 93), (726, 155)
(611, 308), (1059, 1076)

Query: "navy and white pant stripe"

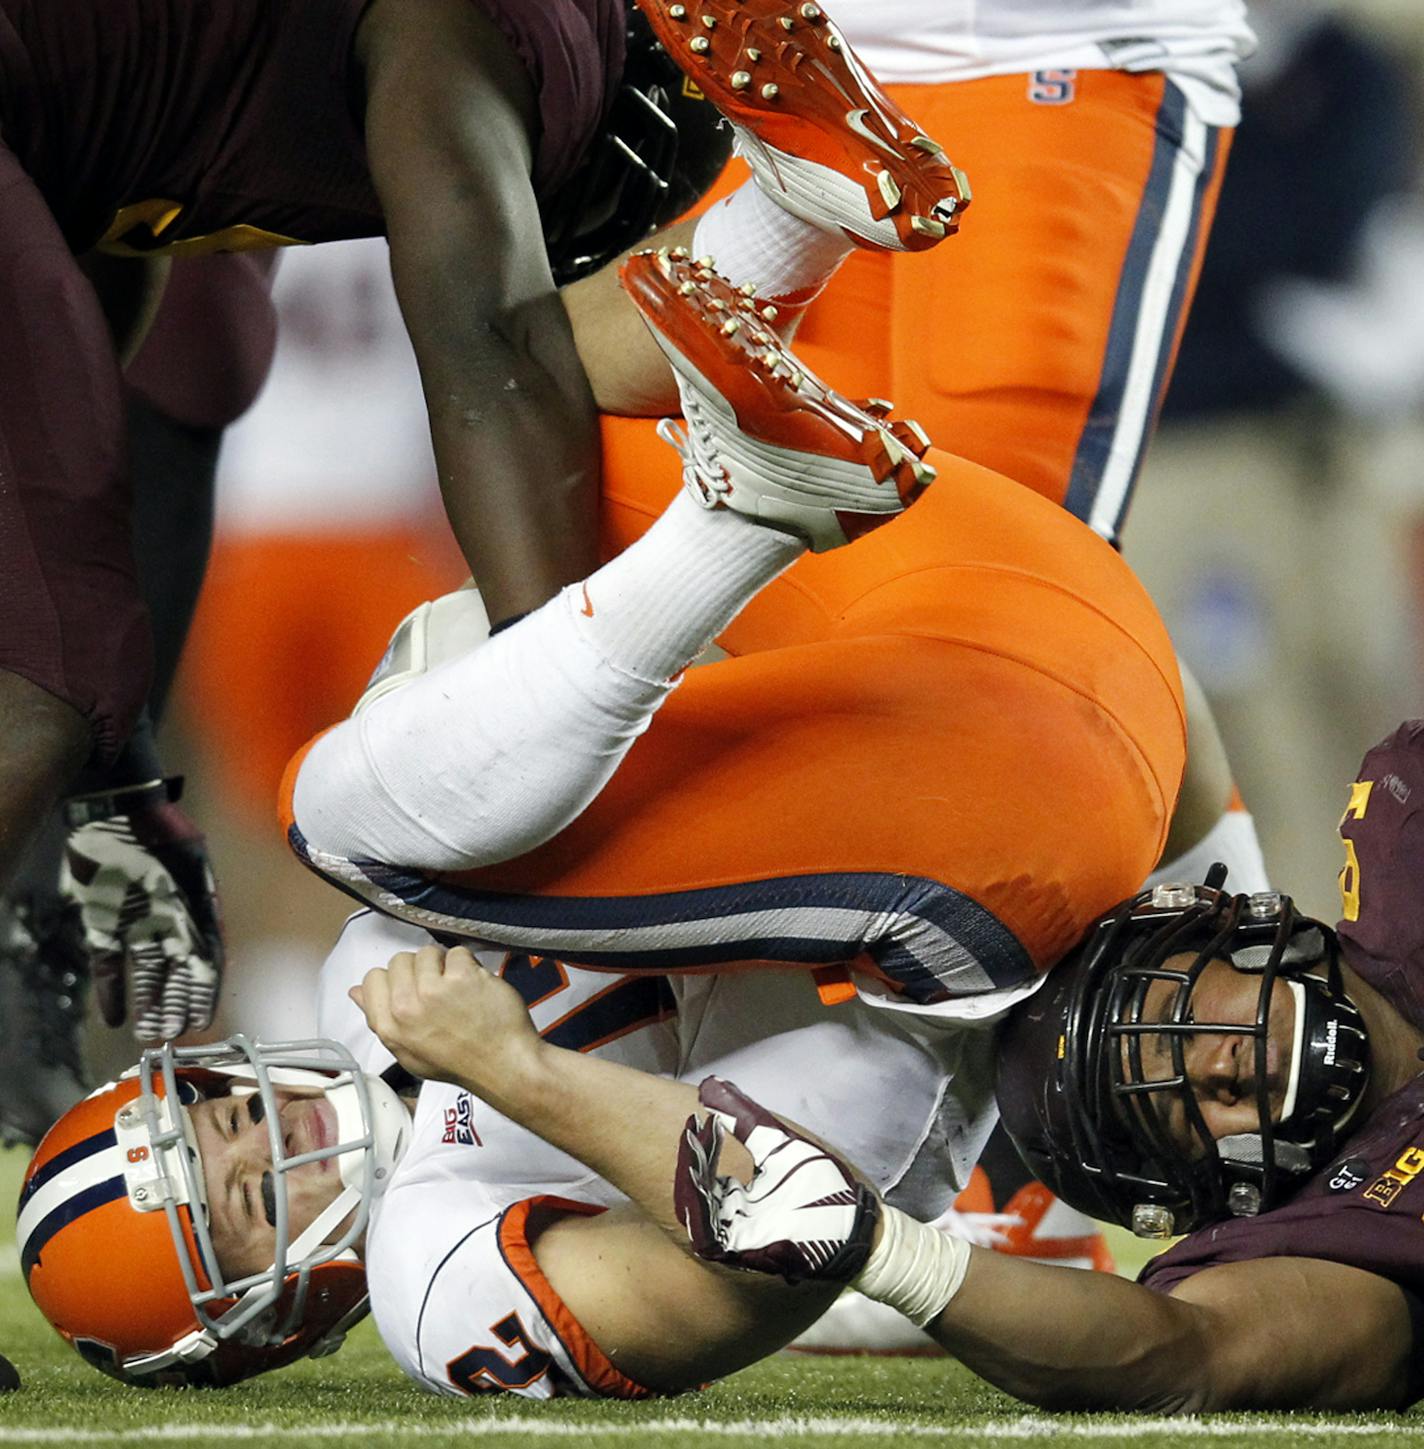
(293, 827), (1036, 1006)
(1064, 81), (1224, 545)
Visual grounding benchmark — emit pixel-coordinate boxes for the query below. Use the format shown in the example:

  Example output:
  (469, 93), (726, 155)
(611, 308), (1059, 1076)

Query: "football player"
(558, 0), (1265, 1278)
(677, 729), (1424, 1410)
(0, 0), (967, 1036)
(19, 250), (1187, 1396)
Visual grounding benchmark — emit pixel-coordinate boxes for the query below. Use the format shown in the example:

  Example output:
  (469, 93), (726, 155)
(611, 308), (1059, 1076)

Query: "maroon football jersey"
(1337, 719), (1424, 1029)
(1144, 721), (1424, 1298)
(0, 0), (622, 255)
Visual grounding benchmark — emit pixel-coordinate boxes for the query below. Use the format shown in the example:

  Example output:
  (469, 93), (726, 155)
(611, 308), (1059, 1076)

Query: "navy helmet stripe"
(16, 1129), (117, 1216)
(21, 1176), (127, 1279)
(1062, 81), (1190, 531)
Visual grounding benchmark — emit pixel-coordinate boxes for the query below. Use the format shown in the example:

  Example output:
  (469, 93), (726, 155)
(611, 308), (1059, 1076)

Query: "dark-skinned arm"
(358, 0), (600, 624)
(922, 1246), (1417, 1412)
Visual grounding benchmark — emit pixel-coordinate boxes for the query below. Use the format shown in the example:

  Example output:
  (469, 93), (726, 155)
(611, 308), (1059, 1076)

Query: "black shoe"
(0, 896), (89, 1148)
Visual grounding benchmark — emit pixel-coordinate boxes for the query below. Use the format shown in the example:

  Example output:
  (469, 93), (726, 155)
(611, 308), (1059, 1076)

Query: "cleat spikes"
(901, 418), (931, 452)
(879, 430), (910, 467)
(760, 304), (779, 322)
(632, 0), (971, 253)
(617, 249), (935, 552)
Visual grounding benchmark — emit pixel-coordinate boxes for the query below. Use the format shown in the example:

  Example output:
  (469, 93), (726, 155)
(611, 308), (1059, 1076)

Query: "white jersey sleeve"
(366, 1178), (651, 1400)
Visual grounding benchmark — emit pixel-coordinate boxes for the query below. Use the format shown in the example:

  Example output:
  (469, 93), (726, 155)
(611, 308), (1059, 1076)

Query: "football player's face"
(1130, 955), (1298, 1155)
(189, 1090), (350, 1279)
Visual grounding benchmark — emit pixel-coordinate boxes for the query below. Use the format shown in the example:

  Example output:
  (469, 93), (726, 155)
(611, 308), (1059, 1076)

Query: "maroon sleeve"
(1336, 720), (1424, 1030)
(1142, 1077), (1424, 1302)
(125, 253), (278, 431)
(468, 0), (626, 195)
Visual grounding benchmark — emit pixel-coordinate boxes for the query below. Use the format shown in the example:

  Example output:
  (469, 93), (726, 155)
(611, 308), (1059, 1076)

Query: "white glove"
(61, 778), (224, 1040)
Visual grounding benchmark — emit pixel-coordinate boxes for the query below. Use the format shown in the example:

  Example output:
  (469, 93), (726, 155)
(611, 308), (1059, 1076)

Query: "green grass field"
(3, 1144), (1421, 1449)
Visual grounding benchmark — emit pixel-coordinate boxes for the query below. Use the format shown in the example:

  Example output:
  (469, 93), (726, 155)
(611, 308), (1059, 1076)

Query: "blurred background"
(139, 0), (1424, 1053)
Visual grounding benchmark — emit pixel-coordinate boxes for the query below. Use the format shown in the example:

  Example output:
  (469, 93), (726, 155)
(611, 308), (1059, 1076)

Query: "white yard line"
(0, 1418), (1420, 1443)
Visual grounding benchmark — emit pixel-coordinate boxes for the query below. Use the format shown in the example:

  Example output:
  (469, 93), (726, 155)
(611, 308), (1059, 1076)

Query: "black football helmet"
(542, 4), (733, 285)
(996, 873), (1370, 1238)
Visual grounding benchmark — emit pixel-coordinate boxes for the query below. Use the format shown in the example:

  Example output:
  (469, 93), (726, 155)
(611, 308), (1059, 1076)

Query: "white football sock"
(1147, 806), (1271, 896)
(692, 178), (854, 306)
(293, 493), (802, 872)
(576, 489), (801, 682)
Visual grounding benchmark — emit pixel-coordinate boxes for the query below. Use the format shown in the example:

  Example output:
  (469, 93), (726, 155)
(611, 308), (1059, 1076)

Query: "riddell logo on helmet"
(1323, 1019), (1340, 1067)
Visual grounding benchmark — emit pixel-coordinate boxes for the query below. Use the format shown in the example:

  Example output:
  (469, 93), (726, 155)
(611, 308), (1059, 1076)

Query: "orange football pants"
(295, 423), (1185, 990)
(692, 70), (1232, 542)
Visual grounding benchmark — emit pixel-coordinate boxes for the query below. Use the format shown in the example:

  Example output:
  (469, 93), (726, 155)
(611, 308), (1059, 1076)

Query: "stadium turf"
(2, 1145), (1419, 1448)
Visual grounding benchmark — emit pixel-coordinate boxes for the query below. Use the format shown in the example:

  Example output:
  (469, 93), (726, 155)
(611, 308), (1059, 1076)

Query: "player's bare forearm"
(924, 1248), (1213, 1412)
(927, 1247), (1414, 1412)
(360, 0), (600, 625)
(403, 268), (601, 624)
(352, 945), (751, 1234)
(562, 214), (811, 418)
(562, 218), (697, 417)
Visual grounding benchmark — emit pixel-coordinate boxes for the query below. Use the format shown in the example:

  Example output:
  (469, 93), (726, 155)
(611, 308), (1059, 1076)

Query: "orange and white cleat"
(987, 1182), (1118, 1273)
(632, 0), (969, 252)
(621, 247), (935, 551)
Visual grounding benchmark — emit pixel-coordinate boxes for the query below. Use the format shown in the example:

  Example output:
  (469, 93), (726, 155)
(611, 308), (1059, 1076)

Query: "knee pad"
(354, 584), (491, 717)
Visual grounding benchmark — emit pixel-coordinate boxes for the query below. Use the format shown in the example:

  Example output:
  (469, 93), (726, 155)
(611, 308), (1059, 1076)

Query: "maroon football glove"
(676, 1076), (880, 1285)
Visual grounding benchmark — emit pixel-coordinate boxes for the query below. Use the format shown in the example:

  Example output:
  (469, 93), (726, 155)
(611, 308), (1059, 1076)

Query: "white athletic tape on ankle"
(850, 1203), (971, 1328)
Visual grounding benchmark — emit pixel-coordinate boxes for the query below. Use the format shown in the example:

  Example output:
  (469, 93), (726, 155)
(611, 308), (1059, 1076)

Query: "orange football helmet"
(17, 1036), (410, 1387)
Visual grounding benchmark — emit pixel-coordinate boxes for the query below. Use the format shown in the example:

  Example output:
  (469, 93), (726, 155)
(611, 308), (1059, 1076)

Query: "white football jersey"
(316, 910), (1002, 1398)
(828, 0), (1254, 127)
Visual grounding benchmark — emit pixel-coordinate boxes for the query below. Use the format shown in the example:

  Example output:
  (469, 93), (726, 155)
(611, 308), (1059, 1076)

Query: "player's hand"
(677, 1075), (881, 1285)
(61, 779), (224, 1041)
(350, 944), (541, 1094)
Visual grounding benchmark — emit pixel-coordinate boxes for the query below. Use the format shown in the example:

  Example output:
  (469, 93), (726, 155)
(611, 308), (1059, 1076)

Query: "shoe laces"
(659, 392), (732, 509)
